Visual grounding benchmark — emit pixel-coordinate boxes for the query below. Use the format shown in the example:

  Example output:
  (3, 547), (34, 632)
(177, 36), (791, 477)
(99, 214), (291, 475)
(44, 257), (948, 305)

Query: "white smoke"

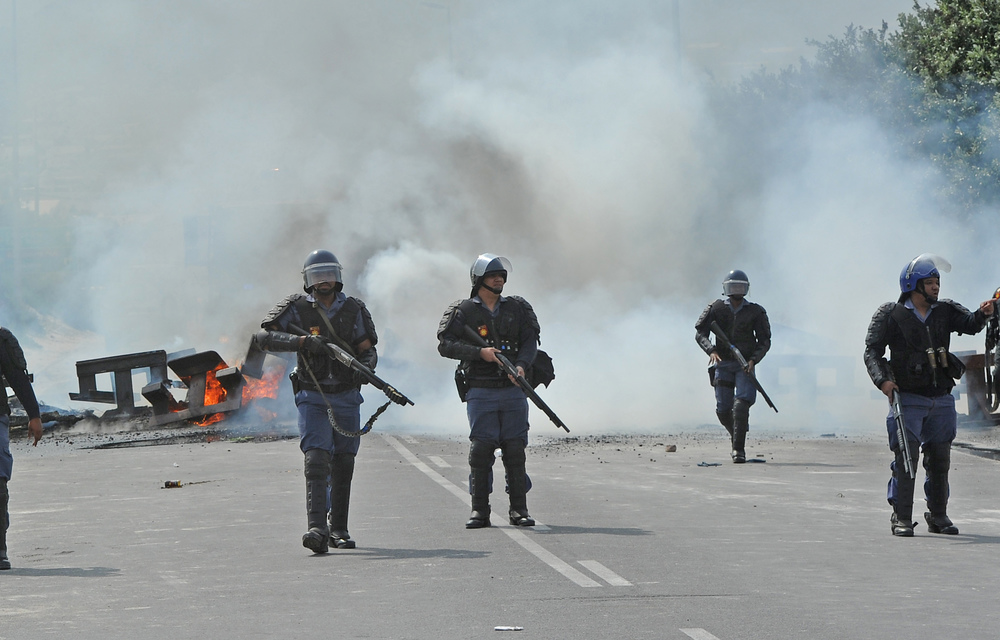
(6, 0), (992, 437)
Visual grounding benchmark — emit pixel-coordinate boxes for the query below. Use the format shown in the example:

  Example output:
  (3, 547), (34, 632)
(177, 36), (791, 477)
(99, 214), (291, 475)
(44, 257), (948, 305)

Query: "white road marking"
(427, 455), (451, 468)
(680, 629), (723, 640)
(400, 435), (419, 444)
(382, 434), (602, 588)
(578, 560), (632, 586)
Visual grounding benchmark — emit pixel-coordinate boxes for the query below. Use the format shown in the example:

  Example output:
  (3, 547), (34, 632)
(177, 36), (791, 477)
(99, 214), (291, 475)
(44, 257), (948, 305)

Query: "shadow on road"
(353, 547), (491, 560)
(6, 566), (121, 578)
(538, 525), (652, 536)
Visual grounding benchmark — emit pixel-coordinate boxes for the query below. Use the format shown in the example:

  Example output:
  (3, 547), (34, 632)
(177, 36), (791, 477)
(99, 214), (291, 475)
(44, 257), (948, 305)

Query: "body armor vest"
(459, 298), (525, 382)
(887, 303), (958, 392)
(294, 297), (361, 386)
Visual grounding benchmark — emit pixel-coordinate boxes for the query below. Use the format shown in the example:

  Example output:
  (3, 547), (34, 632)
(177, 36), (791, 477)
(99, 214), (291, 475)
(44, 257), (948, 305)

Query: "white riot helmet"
(470, 253), (512, 295)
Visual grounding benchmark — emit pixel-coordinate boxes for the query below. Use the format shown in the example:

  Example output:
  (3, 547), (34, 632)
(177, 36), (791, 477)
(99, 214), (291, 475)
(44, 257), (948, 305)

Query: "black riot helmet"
(470, 253), (512, 296)
(302, 250), (343, 293)
(722, 270), (750, 297)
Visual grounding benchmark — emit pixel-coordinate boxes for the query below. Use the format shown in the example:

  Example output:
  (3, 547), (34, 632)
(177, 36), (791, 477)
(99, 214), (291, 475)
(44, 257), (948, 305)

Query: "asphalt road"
(3, 422), (1000, 640)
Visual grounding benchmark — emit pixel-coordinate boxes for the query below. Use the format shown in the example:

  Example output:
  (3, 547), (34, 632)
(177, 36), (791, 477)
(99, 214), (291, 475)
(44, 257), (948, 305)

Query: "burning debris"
(66, 338), (286, 428)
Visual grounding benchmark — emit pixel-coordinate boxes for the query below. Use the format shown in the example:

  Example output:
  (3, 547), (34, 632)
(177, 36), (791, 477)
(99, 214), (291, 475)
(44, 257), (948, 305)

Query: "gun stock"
(461, 325), (569, 432)
(708, 321), (778, 413)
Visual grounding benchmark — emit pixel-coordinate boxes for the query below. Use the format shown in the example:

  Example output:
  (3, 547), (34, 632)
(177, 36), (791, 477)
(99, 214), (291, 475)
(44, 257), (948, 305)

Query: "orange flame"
(242, 365), (284, 403)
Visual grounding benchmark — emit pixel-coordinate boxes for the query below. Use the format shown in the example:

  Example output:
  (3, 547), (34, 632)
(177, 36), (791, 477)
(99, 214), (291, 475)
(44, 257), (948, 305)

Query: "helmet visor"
(723, 279), (749, 296)
(303, 263), (342, 289)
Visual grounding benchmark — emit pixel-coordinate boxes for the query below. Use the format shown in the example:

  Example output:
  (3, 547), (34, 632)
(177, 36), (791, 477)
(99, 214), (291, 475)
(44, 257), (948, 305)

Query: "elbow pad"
(255, 329), (300, 352)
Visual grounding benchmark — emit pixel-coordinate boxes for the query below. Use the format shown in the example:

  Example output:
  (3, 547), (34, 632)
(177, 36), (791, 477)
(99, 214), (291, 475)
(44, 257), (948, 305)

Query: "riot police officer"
(1, 327), (43, 570)
(254, 250), (379, 553)
(864, 254), (995, 537)
(437, 254), (540, 529)
(695, 270), (771, 463)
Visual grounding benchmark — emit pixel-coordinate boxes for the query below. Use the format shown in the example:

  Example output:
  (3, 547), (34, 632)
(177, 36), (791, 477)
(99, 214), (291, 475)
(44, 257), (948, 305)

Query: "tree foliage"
(721, 0), (1000, 212)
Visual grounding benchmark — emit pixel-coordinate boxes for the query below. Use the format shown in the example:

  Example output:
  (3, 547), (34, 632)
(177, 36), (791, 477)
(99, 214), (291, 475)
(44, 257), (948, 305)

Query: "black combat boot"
(891, 446), (917, 537)
(328, 452), (357, 549)
(501, 439), (534, 526)
(716, 411), (734, 438)
(467, 439), (495, 528)
(1, 479), (10, 570)
(466, 466), (492, 528)
(731, 400), (750, 463)
(923, 442), (958, 535)
(302, 449), (330, 554)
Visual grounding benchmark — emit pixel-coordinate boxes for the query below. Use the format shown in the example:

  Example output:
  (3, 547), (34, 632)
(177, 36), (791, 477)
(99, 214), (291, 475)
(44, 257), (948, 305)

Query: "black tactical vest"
(294, 297), (361, 386)
(887, 303), (959, 392)
(459, 298), (528, 382)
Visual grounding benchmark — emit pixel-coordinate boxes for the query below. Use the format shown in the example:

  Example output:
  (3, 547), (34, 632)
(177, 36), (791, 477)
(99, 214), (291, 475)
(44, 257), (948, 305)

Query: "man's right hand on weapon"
(300, 335), (328, 355)
(709, 350), (722, 365)
(880, 380), (899, 398)
(480, 347), (502, 364)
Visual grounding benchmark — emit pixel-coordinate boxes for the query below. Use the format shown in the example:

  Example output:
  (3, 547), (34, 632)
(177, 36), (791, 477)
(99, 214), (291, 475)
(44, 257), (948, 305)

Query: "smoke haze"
(3, 0), (992, 436)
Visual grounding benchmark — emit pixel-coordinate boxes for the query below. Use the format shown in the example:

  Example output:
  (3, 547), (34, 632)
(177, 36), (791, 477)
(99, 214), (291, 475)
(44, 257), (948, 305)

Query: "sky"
(2, 0), (995, 437)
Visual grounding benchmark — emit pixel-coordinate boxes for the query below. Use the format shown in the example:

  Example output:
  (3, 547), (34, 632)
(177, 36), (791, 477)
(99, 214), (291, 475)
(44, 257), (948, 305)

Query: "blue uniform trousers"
(466, 386), (529, 446)
(885, 391), (956, 506)
(714, 360), (757, 414)
(0, 415), (11, 480)
(295, 389), (363, 456)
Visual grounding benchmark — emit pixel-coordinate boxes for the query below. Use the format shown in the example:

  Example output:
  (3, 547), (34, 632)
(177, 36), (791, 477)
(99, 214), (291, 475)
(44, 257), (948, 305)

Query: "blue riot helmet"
(722, 270), (750, 297)
(899, 253), (951, 295)
(470, 253), (512, 296)
(302, 250), (343, 293)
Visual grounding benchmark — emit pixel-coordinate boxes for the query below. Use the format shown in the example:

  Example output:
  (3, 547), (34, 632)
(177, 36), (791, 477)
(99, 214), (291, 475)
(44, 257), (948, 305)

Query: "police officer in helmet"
(695, 270), (771, 463)
(254, 250), (379, 553)
(0, 327), (43, 570)
(437, 254), (541, 529)
(864, 254), (995, 537)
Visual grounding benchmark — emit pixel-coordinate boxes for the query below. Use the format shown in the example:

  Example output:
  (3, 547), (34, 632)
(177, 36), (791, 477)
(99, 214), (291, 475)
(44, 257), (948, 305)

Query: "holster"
(946, 351), (966, 380)
(455, 366), (470, 403)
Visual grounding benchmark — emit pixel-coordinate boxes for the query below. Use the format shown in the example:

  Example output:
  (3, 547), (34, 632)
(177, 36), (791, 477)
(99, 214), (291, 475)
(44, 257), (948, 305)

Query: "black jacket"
(864, 299), (986, 395)
(695, 299), (771, 364)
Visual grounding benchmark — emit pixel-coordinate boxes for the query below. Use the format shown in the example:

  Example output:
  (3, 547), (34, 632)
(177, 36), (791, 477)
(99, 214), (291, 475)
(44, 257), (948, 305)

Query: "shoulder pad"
(261, 293), (305, 328)
(939, 298), (972, 314)
(438, 299), (468, 338)
(508, 296), (541, 338)
(349, 297), (378, 347)
(0, 327), (28, 371)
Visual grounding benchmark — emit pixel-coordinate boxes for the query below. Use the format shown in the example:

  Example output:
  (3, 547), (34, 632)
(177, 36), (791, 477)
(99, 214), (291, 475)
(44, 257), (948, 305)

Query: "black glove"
(300, 335), (328, 355)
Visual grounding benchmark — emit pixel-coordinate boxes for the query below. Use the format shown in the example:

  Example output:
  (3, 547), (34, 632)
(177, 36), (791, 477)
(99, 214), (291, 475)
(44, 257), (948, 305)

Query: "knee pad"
(922, 442), (951, 475)
(303, 449), (331, 481)
(500, 439), (526, 467)
(469, 439), (497, 469)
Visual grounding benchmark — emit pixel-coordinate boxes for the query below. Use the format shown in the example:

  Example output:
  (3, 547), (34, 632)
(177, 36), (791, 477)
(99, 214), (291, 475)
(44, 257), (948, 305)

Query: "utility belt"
(467, 378), (514, 389)
(290, 371), (357, 395)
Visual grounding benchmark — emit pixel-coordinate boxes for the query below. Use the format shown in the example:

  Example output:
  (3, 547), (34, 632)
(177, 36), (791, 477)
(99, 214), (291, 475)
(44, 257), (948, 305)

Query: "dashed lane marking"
(400, 435), (419, 444)
(681, 629), (723, 640)
(427, 455), (451, 468)
(382, 434), (601, 588)
(578, 560), (632, 586)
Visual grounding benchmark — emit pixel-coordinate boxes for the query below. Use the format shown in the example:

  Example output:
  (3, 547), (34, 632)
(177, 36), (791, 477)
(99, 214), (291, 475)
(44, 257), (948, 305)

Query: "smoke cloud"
(5, 0), (991, 436)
